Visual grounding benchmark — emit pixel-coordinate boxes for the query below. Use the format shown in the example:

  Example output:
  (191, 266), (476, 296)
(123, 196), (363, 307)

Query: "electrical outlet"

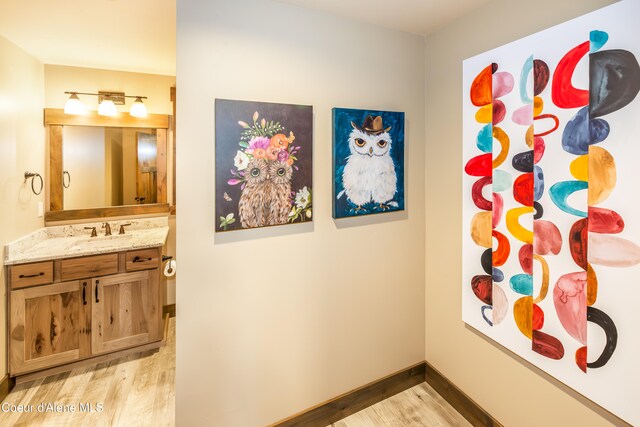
(37, 202), (44, 217)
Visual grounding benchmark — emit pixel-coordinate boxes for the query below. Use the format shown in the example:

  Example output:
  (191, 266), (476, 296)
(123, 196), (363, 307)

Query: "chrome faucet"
(102, 222), (112, 236)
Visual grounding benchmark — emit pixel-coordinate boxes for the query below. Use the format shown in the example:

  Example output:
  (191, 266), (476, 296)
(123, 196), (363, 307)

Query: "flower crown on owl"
(351, 115), (392, 136)
(228, 111), (303, 189)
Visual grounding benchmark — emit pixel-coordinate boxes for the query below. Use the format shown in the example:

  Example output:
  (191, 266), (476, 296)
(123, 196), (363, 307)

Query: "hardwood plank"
(425, 361), (503, 427)
(0, 377), (44, 427)
(61, 254), (119, 281)
(14, 372), (69, 425)
(15, 341), (162, 384)
(121, 348), (157, 426)
(271, 362), (426, 427)
(336, 383), (471, 427)
(125, 249), (159, 272)
(49, 125), (64, 211)
(418, 382), (472, 425)
(10, 281), (84, 375)
(100, 334), (150, 353)
(9, 288), (25, 375)
(118, 252), (126, 273)
(156, 128), (167, 204)
(79, 280), (92, 359)
(162, 304), (176, 318)
(44, 109), (170, 129)
(170, 86), (176, 209)
(91, 270), (158, 354)
(0, 318), (175, 426)
(9, 261), (54, 289)
(149, 317), (175, 427)
(103, 355), (137, 426)
(0, 375), (16, 407)
(149, 270), (161, 341)
(45, 204), (171, 223)
(103, 281), (121, 341)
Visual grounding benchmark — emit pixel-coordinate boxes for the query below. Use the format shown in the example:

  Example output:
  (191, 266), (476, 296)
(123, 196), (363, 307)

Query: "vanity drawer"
(61, 254), (118, 280)
(10, 261), (54, 289)
(125, 249), (159, 271)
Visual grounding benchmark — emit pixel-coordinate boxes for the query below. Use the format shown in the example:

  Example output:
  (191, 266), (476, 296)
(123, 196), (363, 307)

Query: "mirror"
(45, 108), (171, 222)
(63, 127), (158, 210)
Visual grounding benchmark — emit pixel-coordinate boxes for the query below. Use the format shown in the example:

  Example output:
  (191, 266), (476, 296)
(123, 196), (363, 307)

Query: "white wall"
(176, 0), (425, 425)
(0, 36), (45, 379)
(424, 0), (626, 426)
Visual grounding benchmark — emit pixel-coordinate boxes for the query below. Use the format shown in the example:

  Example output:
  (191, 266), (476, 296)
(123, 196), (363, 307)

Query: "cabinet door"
(10, 281), (91, 375)
(91, 270), (161, 354)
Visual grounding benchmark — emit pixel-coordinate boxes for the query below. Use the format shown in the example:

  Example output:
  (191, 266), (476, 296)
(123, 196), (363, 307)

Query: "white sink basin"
(67, 234), (134, 251)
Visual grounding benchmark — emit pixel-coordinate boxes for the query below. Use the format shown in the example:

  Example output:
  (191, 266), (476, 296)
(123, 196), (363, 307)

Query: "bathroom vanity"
(4, 218), (169, 380)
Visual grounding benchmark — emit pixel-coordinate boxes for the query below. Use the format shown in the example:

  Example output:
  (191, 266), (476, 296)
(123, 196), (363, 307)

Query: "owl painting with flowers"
(215, 99), (313, 232)
(333, 108), (405, 218)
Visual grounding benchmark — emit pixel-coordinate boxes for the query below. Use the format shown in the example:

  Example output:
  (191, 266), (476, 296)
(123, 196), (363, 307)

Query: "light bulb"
(98, 99), (117, 117)
(130, 97), (147, 118)
(64, 93), (85, 115)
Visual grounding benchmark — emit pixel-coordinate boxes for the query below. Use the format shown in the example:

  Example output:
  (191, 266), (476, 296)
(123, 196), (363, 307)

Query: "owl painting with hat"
(333, 108), (405, 218)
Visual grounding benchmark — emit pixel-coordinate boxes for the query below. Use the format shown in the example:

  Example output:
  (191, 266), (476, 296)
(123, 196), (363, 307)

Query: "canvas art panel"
(332, 108), (405, 218)
(215, 99), (313, 232)
(462, 1), (640, 424)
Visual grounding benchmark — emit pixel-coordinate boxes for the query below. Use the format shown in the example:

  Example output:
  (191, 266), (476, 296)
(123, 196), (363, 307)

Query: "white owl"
(341, 115), (397, 212)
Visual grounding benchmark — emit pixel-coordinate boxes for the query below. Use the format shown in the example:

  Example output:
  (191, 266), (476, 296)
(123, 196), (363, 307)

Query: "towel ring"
(24, 172), (43, 195)
(63, 170), (71, 188)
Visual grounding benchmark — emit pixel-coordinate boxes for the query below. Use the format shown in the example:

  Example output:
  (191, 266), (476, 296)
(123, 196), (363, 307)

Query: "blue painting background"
(332, 108), (405, 218)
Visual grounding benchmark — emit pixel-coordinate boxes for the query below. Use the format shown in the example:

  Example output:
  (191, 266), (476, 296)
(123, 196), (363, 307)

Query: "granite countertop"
(4, 217), (170, 265)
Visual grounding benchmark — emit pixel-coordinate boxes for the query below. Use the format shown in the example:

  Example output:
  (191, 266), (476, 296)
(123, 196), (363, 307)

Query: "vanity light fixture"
(129, 97), (148, 118)
(63, 91), (148, 117)
(98, 97), (118, 117)
(63, 92), (86, 115)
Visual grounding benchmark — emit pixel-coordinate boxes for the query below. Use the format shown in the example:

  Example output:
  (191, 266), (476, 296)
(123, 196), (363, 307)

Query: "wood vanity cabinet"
(7, 247), (164, 378)
(91, 270), (161, 354)
(9, 279), (90, 374)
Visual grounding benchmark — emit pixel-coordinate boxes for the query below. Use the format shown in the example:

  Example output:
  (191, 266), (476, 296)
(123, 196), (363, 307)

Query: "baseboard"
(270, 361), (426, 427)
(163, 304), (176, 318)
(0, 374), (15, 404)
(424, 361), (502, 427)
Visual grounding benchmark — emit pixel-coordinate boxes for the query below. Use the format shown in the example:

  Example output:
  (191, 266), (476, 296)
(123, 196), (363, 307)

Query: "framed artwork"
(462, 1), (640, 424)
(332, 108), (405, 218)
(215, 99), (313, 231)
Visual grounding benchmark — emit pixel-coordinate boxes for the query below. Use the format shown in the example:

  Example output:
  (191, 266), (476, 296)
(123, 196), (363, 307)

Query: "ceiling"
(276, 0), (492, 35)
(0, 0), (487, 76)
(0, 0), (176, 76)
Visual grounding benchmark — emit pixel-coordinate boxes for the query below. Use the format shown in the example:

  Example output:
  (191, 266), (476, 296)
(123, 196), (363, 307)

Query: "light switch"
(37, 201), (44, 217)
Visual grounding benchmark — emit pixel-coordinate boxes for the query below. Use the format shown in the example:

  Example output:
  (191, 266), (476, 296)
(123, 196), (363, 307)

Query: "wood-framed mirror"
(45, 108), (172, 222)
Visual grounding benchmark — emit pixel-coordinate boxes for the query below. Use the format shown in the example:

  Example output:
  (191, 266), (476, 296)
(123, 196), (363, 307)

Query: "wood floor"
(331, 382), (471, 427)
(0, 318), (175, 427)
(0, 320), (466, 427)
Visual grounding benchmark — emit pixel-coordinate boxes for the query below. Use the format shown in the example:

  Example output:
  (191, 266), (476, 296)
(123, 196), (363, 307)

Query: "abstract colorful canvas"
(462, 1), (640, 423)
(215, 99), (312, 231)
(332, 108), (405, 218)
